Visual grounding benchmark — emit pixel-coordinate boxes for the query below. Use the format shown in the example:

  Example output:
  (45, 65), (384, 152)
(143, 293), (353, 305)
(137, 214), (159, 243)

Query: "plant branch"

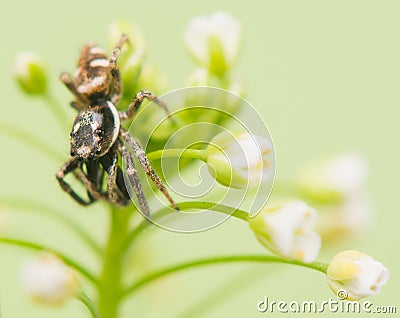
(76, 292), (100, 318)
(122, 255), (328, 299)
(0, 197), (102, 256)
(122, 201), (249, 251)
(146, 148), (207, 162)
(0, 237), (97, 285)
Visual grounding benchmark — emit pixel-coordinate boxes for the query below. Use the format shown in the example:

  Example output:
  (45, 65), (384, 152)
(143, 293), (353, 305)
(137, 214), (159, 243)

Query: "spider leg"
(119, 90), (172, 121)
(119, 143), (151, 216)
(120, 129), (179, 210)
(85, 160), (105, 202)
(78, 43), (94, 68)
(56, 157), (104, 206)
(99, 147), (130, 206)
(109, 34), (129, 105)
(60, 72), (86, 108)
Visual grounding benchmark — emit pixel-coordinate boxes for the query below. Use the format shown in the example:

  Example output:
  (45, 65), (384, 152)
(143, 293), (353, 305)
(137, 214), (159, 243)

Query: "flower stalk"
(77, 292), (100, 318)
(0, 237), (96, 284)
(97, 205), (132, 318)
(122, 255), (328, 298)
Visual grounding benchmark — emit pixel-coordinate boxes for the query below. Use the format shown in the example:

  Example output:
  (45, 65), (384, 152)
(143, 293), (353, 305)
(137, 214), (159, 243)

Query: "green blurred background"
(1, 0), (399, 317)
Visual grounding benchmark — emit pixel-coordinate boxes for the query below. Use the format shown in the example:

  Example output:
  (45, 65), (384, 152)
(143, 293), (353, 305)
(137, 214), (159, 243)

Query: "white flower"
(186, 68), (213, 87)
(249, 201), (321, 263)
(14, 52), (47, 95)
(206, 131), (273, 188)
(299, 152), (371, 241)
(184, 12), (240, 75)
(20, 253), (79, 306)
(327, 250), (389, 301)
(299, 152), (368, 202)
(317, 193), (372, 241)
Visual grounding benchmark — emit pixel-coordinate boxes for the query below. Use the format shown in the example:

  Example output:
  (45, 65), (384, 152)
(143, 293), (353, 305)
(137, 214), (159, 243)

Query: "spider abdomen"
(70, 101), (120, 160)
(74, 45), (112, 101)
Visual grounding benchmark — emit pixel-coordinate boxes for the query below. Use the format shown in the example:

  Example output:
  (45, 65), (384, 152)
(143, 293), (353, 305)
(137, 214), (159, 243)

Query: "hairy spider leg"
(99, 145), (130, 206)
(109, 34), (129, 105)
(56, 157), (106, 206)
(120, 129), (179, 210)
(85, 159), (105, 202)
(120, 143), (151, 216)
(119, 90), (172, 121)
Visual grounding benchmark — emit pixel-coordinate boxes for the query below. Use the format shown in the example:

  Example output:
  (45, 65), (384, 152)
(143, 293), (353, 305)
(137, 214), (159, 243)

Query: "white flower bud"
(299, 153), (372, 242)
(327, 250), (389, 300)
(299, 152), (368, 203)
(206, 132), (273, 188)
(184, 12), (240, 76)
(186, 68), (214, 87)
(317, 193), (373, 242)
(20, 253), (79, 306)
(14, 52), (47, 95)
(249, 201), (321, 263)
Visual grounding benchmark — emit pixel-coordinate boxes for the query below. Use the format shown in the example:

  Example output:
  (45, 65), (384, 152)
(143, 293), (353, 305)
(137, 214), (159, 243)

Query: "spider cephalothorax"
(56, 35), (178, 215)
(70, 101), (120, 160)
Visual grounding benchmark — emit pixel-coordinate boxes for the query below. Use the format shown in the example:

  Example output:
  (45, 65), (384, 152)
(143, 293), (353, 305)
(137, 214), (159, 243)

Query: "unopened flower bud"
(327, 250), (389, 300)
(299, 152), (368, 203)
(206, 132), (273, 188)
(20, 253), (79, 306)
(184, 12), (240, 76)
(249, 201), (321, 263)
(14, 52), (47, 95)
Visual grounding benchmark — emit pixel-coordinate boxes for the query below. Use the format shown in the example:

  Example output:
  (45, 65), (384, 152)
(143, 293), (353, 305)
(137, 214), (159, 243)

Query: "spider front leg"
(56, 158), (105, 206)
(99, 147), (130, 206)
(119, 142), (151, 216)
(120, 129), (179, 210)
(119, 90), (171, 121)
(109, 34), (129, 105)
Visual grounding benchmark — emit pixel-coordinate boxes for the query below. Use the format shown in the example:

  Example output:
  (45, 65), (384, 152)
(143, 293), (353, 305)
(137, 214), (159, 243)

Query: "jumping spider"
(56, 34), (178, 215)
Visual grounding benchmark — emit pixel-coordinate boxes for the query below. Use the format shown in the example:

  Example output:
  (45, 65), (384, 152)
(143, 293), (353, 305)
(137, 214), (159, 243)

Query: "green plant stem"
(42, 93), (70, 132)
(0, 122), (63, 162)
(146, 148), (207, 162)
(122, 255), (328, 299)
(177, 201), (249, 220)
(77, 292), (100, 318)
(0, 197), (102, 256)
(0, 237), (97, 285)
(97, 205), (131, 318)
(122, 202), (249, 251)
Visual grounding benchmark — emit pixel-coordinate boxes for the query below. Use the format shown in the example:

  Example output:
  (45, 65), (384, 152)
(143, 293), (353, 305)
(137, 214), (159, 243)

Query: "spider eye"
(96, 129), (103, 136)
